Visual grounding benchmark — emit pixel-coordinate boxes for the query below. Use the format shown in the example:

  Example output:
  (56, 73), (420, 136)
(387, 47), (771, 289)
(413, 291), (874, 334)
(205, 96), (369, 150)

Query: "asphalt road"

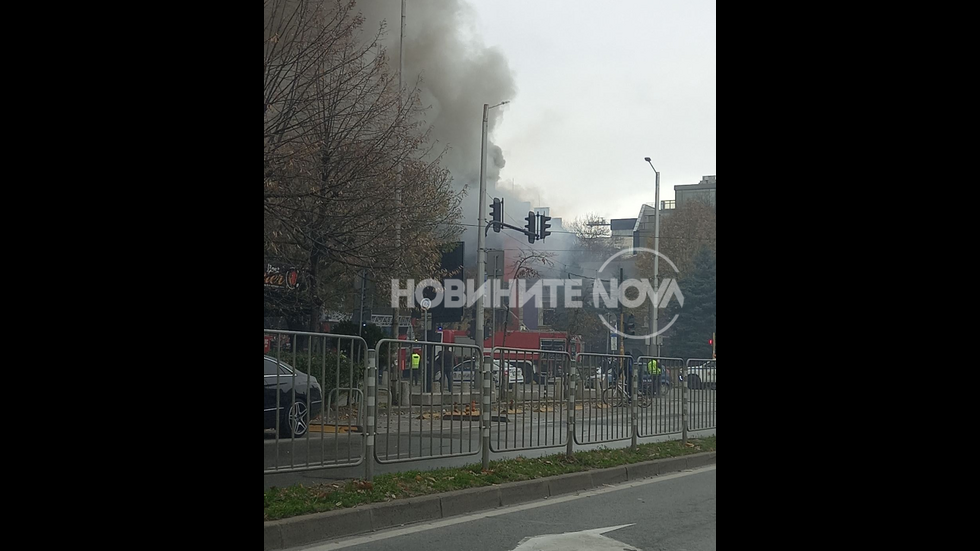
(283, 464), (717, 551)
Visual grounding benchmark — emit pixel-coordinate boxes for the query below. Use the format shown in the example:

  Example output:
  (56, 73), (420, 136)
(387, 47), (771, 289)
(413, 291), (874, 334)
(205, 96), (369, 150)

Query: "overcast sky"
(465, 0), (716, 224)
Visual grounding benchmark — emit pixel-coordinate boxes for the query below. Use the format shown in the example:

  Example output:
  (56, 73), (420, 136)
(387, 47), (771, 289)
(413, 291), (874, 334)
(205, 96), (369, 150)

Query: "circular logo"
(596, 247), (682, 341)
(420, 298), (432, 310)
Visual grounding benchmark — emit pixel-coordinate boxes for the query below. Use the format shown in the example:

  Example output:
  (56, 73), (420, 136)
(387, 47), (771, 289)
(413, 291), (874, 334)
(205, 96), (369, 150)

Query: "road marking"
(288, 464), (715, 551)
(510, 524), (636, 551)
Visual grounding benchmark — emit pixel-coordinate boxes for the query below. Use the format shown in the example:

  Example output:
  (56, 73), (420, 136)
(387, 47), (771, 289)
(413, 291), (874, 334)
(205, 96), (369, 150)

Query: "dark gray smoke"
(353, 1), (581, 273)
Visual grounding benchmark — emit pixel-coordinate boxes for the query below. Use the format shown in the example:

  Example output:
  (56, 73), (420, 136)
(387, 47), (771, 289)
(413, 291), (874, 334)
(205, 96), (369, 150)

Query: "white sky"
(465, 0), (716, 224)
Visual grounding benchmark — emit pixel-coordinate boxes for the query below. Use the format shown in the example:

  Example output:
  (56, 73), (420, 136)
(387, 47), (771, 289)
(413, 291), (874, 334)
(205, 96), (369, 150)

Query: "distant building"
(674, 175), (716, 209)
(632, 175), (715, 250)
(610, 218), (637, 252)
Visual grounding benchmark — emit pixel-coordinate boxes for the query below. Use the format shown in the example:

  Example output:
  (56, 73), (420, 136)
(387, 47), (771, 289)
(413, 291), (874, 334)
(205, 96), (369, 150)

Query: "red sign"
(264, 264), (299, 289)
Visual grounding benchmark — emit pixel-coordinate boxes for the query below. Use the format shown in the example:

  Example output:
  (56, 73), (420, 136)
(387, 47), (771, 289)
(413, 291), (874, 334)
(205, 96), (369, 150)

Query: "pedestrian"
(441, 350), (456, 393)
(411, 349), (421, 385)
(424, 351), (435, 393)
(624, 358), (634, 402)
(647, 358), (661, 396)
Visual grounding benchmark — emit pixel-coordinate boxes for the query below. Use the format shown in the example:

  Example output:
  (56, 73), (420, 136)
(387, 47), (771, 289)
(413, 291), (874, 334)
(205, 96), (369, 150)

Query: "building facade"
(673, 175), (716, 209)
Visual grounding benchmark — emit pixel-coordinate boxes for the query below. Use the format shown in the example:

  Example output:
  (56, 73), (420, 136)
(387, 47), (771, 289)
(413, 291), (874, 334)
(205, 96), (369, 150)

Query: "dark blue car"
(264, 356), (323, 438)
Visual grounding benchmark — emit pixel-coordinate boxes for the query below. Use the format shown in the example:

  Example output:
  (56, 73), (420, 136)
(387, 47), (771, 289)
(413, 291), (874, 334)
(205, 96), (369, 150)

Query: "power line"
(458, 222), (714, 242)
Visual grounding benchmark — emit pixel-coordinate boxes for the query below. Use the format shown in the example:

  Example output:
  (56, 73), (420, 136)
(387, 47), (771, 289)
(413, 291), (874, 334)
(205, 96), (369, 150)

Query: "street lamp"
(476, 101), (509, 353)
(477, 100), (508, 471)
(644, 157), (661, 358)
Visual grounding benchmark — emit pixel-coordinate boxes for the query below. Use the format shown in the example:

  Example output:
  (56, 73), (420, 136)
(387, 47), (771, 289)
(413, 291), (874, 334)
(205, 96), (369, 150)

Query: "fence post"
(566, 357), (575, 459)
(631, 358), (638, 450)
(681, 360), (688, 446)
(365, 348), (376, 481)
(482, 355), (491, 471)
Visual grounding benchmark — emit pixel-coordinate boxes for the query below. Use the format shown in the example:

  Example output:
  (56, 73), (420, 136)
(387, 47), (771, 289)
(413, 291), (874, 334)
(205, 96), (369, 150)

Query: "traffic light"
(524, 211), (537, 243)
(626, 314), (636, 335)
(490, 198), (503, 233)
(708, 338), (713, 345)
(538, 213), (552, 240)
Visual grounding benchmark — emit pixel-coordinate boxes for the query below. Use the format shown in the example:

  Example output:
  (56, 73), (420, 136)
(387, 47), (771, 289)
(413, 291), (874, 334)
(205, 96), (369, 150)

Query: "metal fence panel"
(373, 339), (484, 464)
(264, 330), (367, 474)
(685, 358), (716, 431)
(488, 347), (571, 452)
(573, 353), (636, 445)
(635, 357), (685, 437)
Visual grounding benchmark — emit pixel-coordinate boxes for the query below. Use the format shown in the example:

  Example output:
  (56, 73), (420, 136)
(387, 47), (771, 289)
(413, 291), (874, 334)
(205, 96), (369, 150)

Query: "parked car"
(264, 355), (322, 438)
(444, 359), (525, 387)
(583, 364), (614, 389)
(638, 370), (673, 396)
(686, 361), (716, 390)
(510, 358), (563, 384)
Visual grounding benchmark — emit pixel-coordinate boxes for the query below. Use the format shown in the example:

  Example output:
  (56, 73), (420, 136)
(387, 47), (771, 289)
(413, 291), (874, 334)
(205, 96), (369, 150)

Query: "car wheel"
(280, 400), (310, 439)
(688, 374), (702, 390)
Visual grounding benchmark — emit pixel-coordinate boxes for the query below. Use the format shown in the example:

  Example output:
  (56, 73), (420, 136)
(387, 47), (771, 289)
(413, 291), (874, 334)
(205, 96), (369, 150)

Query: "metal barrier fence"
(573, 354), (636, 446)
(264, 330), (368, 474)
(371, 339), (484, 464)
(263, 335), (717, 479)
(635, 357), (685, 438)
(488, 347), (571, 453)
(685, 358), (716, 431)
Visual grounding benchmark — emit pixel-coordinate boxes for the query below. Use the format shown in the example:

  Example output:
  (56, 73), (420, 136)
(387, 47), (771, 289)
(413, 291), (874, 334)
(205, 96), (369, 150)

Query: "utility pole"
(618, 267), (625, 356)
(358, 269), (367, 337)
(391, 1), (406, 343)
(644, 158), (662, 358)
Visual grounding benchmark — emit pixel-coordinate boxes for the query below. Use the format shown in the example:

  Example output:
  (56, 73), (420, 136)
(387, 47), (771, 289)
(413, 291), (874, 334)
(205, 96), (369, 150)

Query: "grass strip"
(265, 436), (714, 521)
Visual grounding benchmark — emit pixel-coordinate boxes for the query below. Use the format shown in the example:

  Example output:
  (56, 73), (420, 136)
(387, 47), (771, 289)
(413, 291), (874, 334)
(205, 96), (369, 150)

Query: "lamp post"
(391, 0), (407, 343)
(476, 101), (509, 354)
(644, 157), (661, 358)
(477, 100), (508, 471)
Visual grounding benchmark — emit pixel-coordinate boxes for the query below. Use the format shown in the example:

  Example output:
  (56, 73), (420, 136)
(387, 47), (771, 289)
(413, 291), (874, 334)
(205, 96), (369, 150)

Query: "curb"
(264, 451), (716, 550)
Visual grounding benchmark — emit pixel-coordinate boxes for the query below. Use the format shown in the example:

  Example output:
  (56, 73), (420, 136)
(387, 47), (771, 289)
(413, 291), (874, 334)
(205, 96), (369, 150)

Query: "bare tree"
(496, 249), (555, 348)
(264, 0), (463, 330)
(635, 201), (716, 280)
(564, 212), (617, 262)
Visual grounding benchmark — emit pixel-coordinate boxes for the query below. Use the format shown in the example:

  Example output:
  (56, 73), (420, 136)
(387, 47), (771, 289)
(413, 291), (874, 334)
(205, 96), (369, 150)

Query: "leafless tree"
(264, 0), (463, 330)
(564, 212), (617, 261)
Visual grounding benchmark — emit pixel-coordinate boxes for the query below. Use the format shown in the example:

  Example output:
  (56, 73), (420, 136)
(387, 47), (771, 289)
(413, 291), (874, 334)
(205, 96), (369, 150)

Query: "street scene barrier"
(573, 353), (636, 445)
(264, 331), (717, 479)
(488, 347), (571, 452)
(372, 339), (484, 464)
(264, 331), (368, 473)
(685, 358), (716, 431)
(635, 357), (685, 437)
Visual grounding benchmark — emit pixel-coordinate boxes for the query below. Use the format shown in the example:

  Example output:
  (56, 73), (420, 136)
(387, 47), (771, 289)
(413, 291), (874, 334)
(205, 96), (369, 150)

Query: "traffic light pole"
(484, 220), (538, 241)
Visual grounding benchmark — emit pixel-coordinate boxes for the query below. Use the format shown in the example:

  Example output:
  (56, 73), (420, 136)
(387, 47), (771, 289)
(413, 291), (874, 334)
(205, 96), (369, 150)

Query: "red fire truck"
(438, 329), (583, 383)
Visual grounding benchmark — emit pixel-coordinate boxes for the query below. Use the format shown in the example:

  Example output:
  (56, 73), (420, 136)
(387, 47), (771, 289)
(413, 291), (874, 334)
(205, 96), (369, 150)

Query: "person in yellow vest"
(647, 358), (661, 396)
(411, 350), (421, 385)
